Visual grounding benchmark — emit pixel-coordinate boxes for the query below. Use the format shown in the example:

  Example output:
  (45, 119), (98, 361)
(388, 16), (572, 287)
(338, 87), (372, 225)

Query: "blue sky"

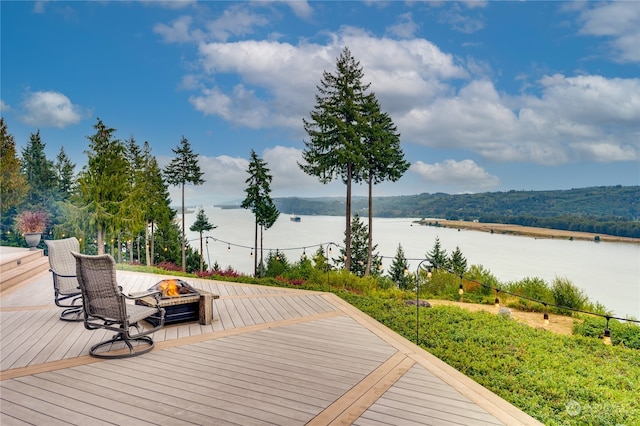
(2, 1), (639, 206)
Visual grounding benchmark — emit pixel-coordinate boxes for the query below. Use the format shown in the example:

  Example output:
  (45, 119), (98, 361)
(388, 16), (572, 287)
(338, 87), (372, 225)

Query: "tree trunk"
(365, 174), (373, 277)
(199, 232), (204, 272)
(149, 222), (155, 266)
(181, 182), (186, 272)
(254, 218), (258, 277)
(345, 163), (352, 271)
(97, 227), (104, 255)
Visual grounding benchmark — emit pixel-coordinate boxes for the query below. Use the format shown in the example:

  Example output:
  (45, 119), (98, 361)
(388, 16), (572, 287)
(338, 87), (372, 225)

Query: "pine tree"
(190, 207), (216, 272)
(358, 95), (410, 275)
(449, 246), (467, 276)
(241, 149), (279, 277)
(389, 244), (411, 290)
(427, 236), (449, 270)
(338, 213), (381, 277)
(140, 142), (173, 266)
(20, 130), (57, 209)
(300, 47), (371, 272)
(54, 146), (75, 199)
(164, 136), (204, 272)
(75, 119), (129, 255)
(0, 118), (27, 219)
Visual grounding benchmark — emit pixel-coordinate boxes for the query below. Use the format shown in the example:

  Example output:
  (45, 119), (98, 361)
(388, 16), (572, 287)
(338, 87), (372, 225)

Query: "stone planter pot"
(24, 232), (42, 250)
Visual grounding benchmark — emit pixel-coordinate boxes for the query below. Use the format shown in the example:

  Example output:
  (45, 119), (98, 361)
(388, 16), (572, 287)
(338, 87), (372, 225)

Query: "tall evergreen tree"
(190, 207), (216, 272)
(164, 136), (204, 272)
(54, 146), (75, 199)
(0, 118), (27, 219)
(140, 142), (173, 266)
(300, 47), (371, 272)
(389, 243), (411, 290)
(449, 246), (468, 276)
(427, 236), (449, 270)
(75, 118), (129, 255)
(20, 130), (57, 209)
(241, 150), (279, 277)
(358, 95), (410, 275)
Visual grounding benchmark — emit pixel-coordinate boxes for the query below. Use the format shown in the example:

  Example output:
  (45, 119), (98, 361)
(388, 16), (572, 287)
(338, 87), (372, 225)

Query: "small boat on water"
(290, 214), (301, 222)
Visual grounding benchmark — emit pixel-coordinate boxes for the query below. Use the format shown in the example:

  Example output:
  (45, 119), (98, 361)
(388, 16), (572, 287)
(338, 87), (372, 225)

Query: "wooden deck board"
(0, 256), (542, 426)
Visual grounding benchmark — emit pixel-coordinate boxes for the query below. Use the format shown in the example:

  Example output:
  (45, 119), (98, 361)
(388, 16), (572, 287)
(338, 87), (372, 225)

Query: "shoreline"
(417, 219), (640, 244)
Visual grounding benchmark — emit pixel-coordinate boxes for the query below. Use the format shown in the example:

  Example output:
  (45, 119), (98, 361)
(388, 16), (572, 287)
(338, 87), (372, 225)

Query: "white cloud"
(20, 90), (84, 128)
(386, 12), (419, 38)
(154, 15), (194, 43)
(205, 4), (270, 42)
(284, 0), (313, 19)
(411, 159), (499, 191)
(0, 100), (10, 112)
(575, 1), (640, 63)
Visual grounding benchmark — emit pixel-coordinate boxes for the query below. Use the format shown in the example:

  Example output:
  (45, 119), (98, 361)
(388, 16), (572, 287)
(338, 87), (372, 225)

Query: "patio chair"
(44, 237), (83, 321)
(72, 252), (166, 358)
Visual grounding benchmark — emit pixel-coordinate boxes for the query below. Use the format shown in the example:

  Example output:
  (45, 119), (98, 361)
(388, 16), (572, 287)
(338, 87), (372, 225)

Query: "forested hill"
(272, 186), (640, 238)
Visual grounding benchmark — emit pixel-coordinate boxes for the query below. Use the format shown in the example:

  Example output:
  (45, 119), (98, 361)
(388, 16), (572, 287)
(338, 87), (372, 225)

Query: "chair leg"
(89, 330), (155, 359)
(60, 306), (84, 322)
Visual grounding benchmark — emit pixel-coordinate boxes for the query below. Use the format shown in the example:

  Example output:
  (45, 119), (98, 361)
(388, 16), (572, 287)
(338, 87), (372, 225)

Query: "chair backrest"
(44, 237), (80, 294)
(72, 252), (126, 321)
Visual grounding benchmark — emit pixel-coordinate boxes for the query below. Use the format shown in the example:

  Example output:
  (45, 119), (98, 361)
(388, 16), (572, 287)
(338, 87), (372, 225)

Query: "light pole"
(415, 258), (433, 345)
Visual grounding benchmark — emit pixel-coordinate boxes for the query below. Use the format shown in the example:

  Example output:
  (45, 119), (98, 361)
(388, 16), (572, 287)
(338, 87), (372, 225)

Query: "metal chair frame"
(72, 252), (165, 359)
(44, 237), (83, 321)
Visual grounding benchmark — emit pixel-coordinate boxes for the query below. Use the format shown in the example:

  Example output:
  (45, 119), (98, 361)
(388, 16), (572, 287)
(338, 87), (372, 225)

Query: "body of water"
(181, 207), (640, 319)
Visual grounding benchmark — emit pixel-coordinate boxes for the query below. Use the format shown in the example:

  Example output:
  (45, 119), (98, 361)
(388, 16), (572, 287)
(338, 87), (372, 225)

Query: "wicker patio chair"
(44, 237), (83, 321)
(72, 252), (165, 359)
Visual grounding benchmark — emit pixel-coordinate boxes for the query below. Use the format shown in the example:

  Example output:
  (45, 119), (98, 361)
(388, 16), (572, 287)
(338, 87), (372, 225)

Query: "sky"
(2, 0), (639, 206)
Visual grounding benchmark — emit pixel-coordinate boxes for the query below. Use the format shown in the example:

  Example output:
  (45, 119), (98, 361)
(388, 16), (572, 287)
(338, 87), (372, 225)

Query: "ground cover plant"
(120, 260), (640, 425)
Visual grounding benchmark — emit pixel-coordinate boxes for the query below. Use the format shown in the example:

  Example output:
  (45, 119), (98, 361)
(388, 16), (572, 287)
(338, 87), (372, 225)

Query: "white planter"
(24, 232), (42, 250)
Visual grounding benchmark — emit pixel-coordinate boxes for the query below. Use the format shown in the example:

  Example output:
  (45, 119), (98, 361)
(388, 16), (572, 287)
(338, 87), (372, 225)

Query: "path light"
(415, 258), (433, 345)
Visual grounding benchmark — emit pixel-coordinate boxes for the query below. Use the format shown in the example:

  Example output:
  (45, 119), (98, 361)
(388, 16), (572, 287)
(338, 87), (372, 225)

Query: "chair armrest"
(125, 290), (162, 302)
(50, 270), (77, 278)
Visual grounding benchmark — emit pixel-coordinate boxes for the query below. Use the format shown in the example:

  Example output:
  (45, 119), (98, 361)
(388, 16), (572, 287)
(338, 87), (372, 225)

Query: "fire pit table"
(134, 279), (219, 326)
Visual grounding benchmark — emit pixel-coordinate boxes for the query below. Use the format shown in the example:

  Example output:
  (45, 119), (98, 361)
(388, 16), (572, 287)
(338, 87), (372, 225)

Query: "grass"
(118, 264), (639, 425)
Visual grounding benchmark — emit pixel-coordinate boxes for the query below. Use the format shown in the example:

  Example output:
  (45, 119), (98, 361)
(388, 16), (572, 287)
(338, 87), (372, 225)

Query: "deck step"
(0, 249), (49, 293)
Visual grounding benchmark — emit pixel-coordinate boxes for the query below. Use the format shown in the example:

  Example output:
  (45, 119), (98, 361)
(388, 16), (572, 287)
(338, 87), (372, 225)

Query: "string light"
(603, 316), (612, 345)
(543, 304), (550, 326)
(494, 290), (500, 308)
(458, 277), (464, 296)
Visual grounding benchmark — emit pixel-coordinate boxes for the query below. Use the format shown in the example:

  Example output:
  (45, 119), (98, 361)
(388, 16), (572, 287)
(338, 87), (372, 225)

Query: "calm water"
(182, 207), (640, 319)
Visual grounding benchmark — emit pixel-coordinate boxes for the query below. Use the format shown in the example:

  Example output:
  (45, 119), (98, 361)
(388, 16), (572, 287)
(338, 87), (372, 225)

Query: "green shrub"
(573, 316), (640, 349)
(551, 277), (588, 315)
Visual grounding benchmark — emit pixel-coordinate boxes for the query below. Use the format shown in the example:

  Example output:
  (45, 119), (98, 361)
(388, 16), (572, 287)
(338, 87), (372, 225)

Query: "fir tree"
(338, 213), (381, 277)
(75, 119), (129, 255)
(54, 146), (75, 199)
(358, 95), (410, 275)
(241, 149), (279, 277)
(449, 246), (468, 276)
(20, 130), (57, 209)
(190, 207), (216, 272)
(300, 47), (371, 272)
(164, 136), (204, 272)
(427, 236), (449, 270)
(0, 118), (27, 219)
(389, 244), (411, 290)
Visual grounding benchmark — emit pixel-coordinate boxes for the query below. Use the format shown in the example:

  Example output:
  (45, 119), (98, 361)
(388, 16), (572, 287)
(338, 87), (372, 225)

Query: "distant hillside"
(273, 186), (640, 238)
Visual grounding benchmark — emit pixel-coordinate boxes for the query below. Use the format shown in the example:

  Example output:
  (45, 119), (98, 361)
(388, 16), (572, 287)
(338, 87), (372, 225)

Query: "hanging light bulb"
(328, 246), (332, 255)
(359, 260), (364, 266)
(458, 281), (464, 296)
(227, 244), (231, 252)
(403, 266), (408, 277)
(603, 317), (612, 345)
(250, 249), (253, 257)
(426, 266), (432, 279)
(302, 249), (307, 260)
(543, 312), (549, 326)
(494, 290), (500, 308)
(377, 262), (383, 271)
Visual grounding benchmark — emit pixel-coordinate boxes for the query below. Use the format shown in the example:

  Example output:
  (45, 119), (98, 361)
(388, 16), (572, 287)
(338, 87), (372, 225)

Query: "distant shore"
(416, 219), (640, 244)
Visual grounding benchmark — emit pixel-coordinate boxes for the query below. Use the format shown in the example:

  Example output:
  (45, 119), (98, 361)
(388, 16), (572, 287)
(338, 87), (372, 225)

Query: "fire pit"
(135, 279), (218, 326)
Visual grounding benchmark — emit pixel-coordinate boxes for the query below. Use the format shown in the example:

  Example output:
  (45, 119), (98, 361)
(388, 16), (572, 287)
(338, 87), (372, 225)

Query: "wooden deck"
(0, 248), (542, 425)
